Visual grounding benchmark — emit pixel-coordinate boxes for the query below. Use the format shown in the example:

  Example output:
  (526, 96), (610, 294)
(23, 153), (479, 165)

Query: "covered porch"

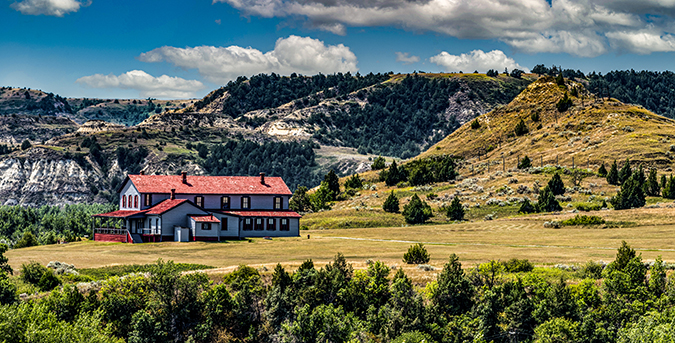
(92, 210), (150, 243)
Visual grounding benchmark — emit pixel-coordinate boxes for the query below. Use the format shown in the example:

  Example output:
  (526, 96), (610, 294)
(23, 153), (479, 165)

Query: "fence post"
(503, 157), (505, 172)
(572, 156), (575, 169)
(541, 156), (543, 167)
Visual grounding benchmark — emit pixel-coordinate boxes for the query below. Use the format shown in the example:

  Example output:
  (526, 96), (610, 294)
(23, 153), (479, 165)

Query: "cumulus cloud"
(430, 50), (529, 73)
(215, 0), (675, 56)
(395, 52), (420, 64)
(138, 35), (358, 84)
(10, 0), (87, 16)
(76, 70), (205, 98)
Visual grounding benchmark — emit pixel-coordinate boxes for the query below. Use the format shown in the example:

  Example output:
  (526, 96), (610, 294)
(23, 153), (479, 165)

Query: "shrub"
(579, 260), (604, 279)
(382, 191), (400, 213)
(371, 156), (386, 170)
(402, 194), (433, 224)
(561, 215), (605, 226)
(598, 164), (607, 177)
(556, 92), (573, 112)
(518, 155), (531, 169)
(403, 243), (430, 264)
(538, 186), (562, 212)
(515, 119), (528, 136)
(575, 202), (601, 212)
(470, 119), (480, 129)
(503, 258), (534, 273)
(20, 261), (49, 285)
(446, 197), (464, 221)
(519, 198), (537, 214)
(531, 112), (540, 122)
(392, 331), (436, 343)
(20, 139), (31, 150)
(14, 231), (39, 249)
(38, 269), (61, 291)
(344, 174), (363, 190)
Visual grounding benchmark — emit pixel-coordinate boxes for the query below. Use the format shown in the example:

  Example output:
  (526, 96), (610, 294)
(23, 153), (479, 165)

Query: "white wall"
(189, 217), (220, 239)
(148, 193), (289, 210)
(160, 202), (208, 237)
(120, 182), (140, 210)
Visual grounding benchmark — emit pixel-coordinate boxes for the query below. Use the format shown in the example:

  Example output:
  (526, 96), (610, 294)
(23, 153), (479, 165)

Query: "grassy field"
(8, 206), (675, 280)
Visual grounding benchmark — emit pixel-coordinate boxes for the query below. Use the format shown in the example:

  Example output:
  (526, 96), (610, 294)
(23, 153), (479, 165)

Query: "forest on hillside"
(0, 242), (673, 342)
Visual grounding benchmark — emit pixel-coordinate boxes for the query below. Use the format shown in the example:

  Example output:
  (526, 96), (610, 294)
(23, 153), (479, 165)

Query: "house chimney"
(170, 189), (176, 200)
(260, 172), (265, 184)
(181, 171), (187, 184)
(140, 170), (145, 175)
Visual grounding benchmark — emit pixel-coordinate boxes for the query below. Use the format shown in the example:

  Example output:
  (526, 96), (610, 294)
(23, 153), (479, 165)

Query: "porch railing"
(139, 228), (161, 235)
(94, 228), (127, 235)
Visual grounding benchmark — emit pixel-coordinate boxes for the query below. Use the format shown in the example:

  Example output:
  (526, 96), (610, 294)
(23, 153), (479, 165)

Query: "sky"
(2, 0), (675, 99)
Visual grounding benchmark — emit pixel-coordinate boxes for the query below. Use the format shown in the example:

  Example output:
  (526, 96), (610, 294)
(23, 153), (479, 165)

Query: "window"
(155, 218), (159, 229)
(241, 196), (250, 209)
(267, 218), (276, 231)
(255, 218), (264, 230)
(195, 196), (204, 208)
(221, 218), (227, 231)
(274, 197), (283, 210)
(122, 195), (127, 208)
(243, 218), (253, 231)
(281, 218), (289, 231)
(221, 196), (230, 209)
(144, 194), (152, 207)
(202, 223), (212, 231)
(134, 195), (138, 208)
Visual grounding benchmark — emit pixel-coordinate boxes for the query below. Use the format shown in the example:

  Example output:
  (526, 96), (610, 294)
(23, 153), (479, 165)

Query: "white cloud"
(138, 35), (358, 84)
(10, 0), (87, 16)
(395, 52), (420, 64)
(430, 50), (529, 73)
(76, 70), (205, 98)
(606, 30), (675, 53)
(215, 0), (675, 56)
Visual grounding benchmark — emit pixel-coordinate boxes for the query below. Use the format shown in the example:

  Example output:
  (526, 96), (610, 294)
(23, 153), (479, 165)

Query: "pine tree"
(514, 119), (528, 136)
(323, 170), (340, 198)
(371, 156), (386, 171)
(446, 197), (465, 221)
(382, 191), (400, 213)
(402, 243), (430, 264)
(519, 198), (537, 214)
(663, 175), (675, 199)
(556, 92), (573, 112)
(518, 155), (531, 169)
(471, 119), (480, 129)
(598, 164), (607, 177)
(610, 171), (646, 210)
(537, 186), (562, 212)
(618, 159), (631, 185)
(555, 73), (565, 86)
(548, 174), (565, 196)
(344, 174), (363, 190)
(606, 160), (619, 185)
(385, 160), (402, 186)
(402, 194), (432, 224)
(645, 169), (660, 196)
(661, 174), (667, 191)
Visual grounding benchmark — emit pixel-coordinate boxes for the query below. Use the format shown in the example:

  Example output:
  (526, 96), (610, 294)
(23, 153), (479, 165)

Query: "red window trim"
(254, 218), (264, 230)
(122, 195), (127, 208)
(280, 218), (289, 231)
(267, 218), (276, 231)
(134, 195), (138, 208)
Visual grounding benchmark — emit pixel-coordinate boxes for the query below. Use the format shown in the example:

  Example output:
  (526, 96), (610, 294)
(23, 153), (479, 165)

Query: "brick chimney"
(181, 171), (187, 184)
(259, 172), (265, 185)
(170, 189), (176, 200)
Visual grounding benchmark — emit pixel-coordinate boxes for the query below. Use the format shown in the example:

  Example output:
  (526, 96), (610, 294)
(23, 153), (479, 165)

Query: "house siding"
(239, 217), (299, 238)
(148, 194), (288, 210)
(120, 182), (141, 210)
(189, 217), (220, 240)
(159, 203), (208, 238)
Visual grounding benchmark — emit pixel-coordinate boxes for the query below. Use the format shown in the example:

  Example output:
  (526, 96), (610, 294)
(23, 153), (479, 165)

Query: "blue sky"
(2, 0), (675, 99)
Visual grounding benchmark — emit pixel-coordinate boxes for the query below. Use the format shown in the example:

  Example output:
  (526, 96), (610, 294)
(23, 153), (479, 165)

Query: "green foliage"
(611, 171), (646, 210)
(518, 155), (532, 169)
(323, 170), (341, 198)
(561, 215), (605, 226)
(547, 173), (565, 196)
(371, 156), (386, 170)
(310, 181), (334, 211)
(20, 139), (31, 150)
(515, 118), (529, 136)
(384, 160), (403, 186)
(579, 260), (605, 279)
(519, 198), (538, 214)
(431, 254), (473, 317)
(662, 175), (675, 199)
(538, 186), (562, 212)
(344, 174), (363, 190)
(38, 269), (61, 291)
(531, 112), (540, 122)
(486, 69), (499, 77)
(402, 194), (432, 224)
(289, 186), (312, 212)
(392, 331), (436, 343)
(0, 244), (11, 275)
(446, 197), (465, 221)
(598, 163), (608, 177)
(14, 231), (38, 249)
(79, 263), (213, 280)
(471, 119), (481, 129)
(403, 243), (430, 264)
(555, 73), (565, 86)
(556, 92), (573, 112)
(574, 202), (602, 211)
(645, 169), (661, 196)
(20, 261), (48, 285)
(607, 160), (620, 185)
(510, 69), (524, 79)
(116, 146), (149, 174)
(382, 191), (400, 213)
(618, 159), (632, 184)
(404, 155), (458, 186)
(503, 258), (535, 273)
(534, 317), (579, 343)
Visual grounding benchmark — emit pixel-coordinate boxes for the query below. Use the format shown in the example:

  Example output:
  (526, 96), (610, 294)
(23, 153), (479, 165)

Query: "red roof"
(125, 174), (292, 195)
(92, 210), (147, 218)
(145, 199), (191, 215)
(222, 211), (302, 218)
(190, 215), (220, 223)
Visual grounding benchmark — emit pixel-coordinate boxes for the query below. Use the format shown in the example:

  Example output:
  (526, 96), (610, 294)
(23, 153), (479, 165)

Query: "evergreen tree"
(431, 254), (474, 318)
(20, 140), (31, 150)
(556, 73), (565, 86)
(385, 160), (402, 186)
(556, 92), (573, 112)
(371, 156), (386, 171)
(402, 194), (432, 224)
(323, 170), (340, 198)
(606, 160), (619, 185)
(383, 191), (400, 213)
(661, 174), (667, 191)
(610, 171), (646, 210)
(645, 168), (660, 196)
(446, 197), (464, 221)
(663, 175), (675, 199)
(548, 173), (565, 196)
(402, 243), (430, 264)
(519, 198), (537, 214)
(471, 119), (481, 129)
(598, 164), (607, 177)
(344, 174), (363, 190)
(289, 186), (312, 212)
(538, 186), (562, 212)
(618, 159), (631, 184)
(515, 119), (529, 136)
(518, 155), (532, 169)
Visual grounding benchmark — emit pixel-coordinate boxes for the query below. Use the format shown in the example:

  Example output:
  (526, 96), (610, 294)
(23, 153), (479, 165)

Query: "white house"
(93, 172), (301, 243)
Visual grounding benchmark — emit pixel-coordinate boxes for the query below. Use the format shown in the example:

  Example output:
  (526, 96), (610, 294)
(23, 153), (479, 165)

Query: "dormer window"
(134, 195), (138, 208)
(221, 196), (230, 210)
(241, 196), (250, 209)
(123, 196), (127, 208)
(195, 196), (204, 208)
(144, 194), (152, 207)
(274, 197), (283, 210)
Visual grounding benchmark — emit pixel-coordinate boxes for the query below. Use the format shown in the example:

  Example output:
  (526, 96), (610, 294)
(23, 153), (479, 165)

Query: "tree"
(531, 112), (540, 122)
(538, 186), (562, 212)
(385, 160), (403, 186)
(598, 163), (607, 177)
(515, 118), (529, 136)
(20, 140), (31, 150)
(556, 92), (573, 112)
(383, 191), (400, 213)
(519, 198), (537, 214)
(486, 69), (499, 77)
(371, 156), (386, 170)
(663, 175), (675, 199)
(555, 73), (565, 86)
(0, 244), (11, 275)
(309, 181), (334, 211)
(607, 160), (619, 185)
(446, 197), (464, 221)
(289, 186), (312, 212)
(618, 159), (631, 184)
(431, 254), (474, 317)
(323, 170), (340, 198)
(610, 171), (646, 210)
(471, 119), (481, 129)
(197, 143), (209, 159)
(510, 69), (524, 78)
(518, 155), (532, 169)
(548, 173), (565, 196)
(534, 317), (579, 343)
(402, 194), (432, 224)
(532, 64), (549, 76)
(403, 243), (430, 264)
(344, 174), (363, 190)
(645, 169), (660, 196)
(14, 231), (38, 249)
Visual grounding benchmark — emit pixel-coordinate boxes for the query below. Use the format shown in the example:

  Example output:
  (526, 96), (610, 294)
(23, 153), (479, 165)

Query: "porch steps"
(130, 233), (144, 244)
